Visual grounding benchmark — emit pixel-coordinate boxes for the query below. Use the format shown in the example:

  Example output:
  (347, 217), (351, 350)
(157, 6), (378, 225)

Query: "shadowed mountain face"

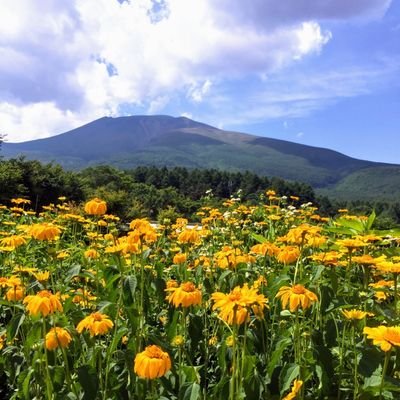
(2, 115), (398, 195)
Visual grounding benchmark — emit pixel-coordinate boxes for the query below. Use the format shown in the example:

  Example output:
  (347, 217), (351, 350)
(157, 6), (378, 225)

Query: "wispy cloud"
(0, 0), (394, 141)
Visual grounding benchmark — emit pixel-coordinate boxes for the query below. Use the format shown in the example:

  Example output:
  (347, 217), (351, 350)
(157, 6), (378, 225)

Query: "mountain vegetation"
(1, 158), (400, 227)
(3, 115), (399, 200)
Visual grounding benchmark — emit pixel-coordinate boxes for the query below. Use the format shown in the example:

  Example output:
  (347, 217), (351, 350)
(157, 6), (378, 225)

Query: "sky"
(0, 0), (399, 163)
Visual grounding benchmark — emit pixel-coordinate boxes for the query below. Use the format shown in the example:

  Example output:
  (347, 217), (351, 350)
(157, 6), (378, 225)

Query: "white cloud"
(0, 0), (393, 141)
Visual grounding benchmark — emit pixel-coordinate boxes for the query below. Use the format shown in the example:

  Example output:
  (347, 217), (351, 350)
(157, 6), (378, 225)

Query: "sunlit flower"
(276, 246), (300, 265)
(250, 242), (279, 257)
(45, 327), (72, 350)
(28, 223), (61, 241)
(165, 282), (202, 307)
(84, 198), (107, 215)
(23, 290), (63, 316)
(212, 284), (268, 325)
(0, 235), (26, 249)
(76, 312), (113, 336)
(342, 309), (368, 321)
(177, 228), (200, 244)
(363, 326), (400, 352)
(33, 271), (50, 283)
(173, 253), (187, 264)
(84, 249), (99, 259)
(282, 379), (303, 400)
(134, 345), (171, 379)
(5, 286), (24, 301)
(276, 284), (318, 312)
(171, 335), (184, 347)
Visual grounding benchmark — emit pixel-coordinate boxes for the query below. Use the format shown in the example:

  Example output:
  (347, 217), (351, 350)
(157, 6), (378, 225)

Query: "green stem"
(337, 323), (347, 400)
(379, 351), (391, 400)
(42, 319), (53, 400)
(352, 325), (358, 400)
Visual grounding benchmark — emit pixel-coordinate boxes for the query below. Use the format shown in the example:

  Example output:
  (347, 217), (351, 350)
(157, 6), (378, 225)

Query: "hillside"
(2, 115), (398, 197)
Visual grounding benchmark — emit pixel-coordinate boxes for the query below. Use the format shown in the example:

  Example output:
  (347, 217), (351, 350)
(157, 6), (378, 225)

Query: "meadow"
(0, 192), (399, 399)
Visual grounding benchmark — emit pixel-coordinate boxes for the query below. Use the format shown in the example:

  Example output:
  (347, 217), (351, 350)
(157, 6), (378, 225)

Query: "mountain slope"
(2, 115), (397, 195)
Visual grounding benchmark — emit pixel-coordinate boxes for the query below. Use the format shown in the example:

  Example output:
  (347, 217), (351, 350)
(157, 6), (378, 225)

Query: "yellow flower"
(84, 198), (107, 215)
(28, 223), (61, 241)
(177, 228), (200, 244)
(275, 284), (318, 312)
(226, 335), (234, 347)
(76, 312), (113, 336)
(276, 246), (300, 265)
(45, 327), (72, 350)
(23, 290), (63, 316)
(165, 282), (202, 308)
(34, 271), (50, 283)
(171, 335), (184, 347)
(84, 249), (99, 259)
(342, 309), (368, 320)
(250, 243), (279, 257)
(282, 379), (303, 400)
(134, 345), (171, 379)
(211, 284), (268, 325)
(5, 286), (24, 301)
(173, 253), (187, 264)
(0, 235), (26, 248)
(363, 326), (400, 352)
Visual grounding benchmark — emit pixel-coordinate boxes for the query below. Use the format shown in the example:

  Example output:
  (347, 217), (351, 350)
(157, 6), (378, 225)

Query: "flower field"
(0, 193), (400, 399)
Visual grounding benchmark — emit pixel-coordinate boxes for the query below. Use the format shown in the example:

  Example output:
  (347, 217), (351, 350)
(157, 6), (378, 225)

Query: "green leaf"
(267, 337), (291, 377)
(7, 312), (25, 340)
(183, 382), (201, 400)
(280, 363), (300, 394)
(251, 233), (268, 243)
(77, 365), (99, 400)
(366, 210), (376, 231)
(65, 265), (81, 281)
(22, 368), (34, 400)
(123, 275), (137, 305)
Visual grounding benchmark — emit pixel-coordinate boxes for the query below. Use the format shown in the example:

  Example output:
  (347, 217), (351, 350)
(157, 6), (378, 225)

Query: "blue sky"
(0, 0), (399, 163)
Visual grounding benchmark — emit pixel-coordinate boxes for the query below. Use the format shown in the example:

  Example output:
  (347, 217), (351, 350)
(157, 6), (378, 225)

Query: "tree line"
(0, 157), (399, 226)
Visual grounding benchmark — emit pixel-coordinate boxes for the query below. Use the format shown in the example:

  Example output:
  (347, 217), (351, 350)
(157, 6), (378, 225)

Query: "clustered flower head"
(165, 281), (202, 308)
(84, 198), (107, 215)
(23, 290), (63, 317)
(76, 312), (114, 336)
(28, 223), (61, 241)
(134, 345), (171, 379)
(212, 283), (268, 325)
(275, 284), (318, 313)
(45, 327), (72, 350)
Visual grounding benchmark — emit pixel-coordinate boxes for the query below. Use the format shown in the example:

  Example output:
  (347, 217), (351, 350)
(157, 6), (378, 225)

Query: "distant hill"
(2, 115), (399, 199)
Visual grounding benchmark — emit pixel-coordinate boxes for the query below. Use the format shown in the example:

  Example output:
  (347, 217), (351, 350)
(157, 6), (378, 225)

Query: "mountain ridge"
(2, 115), (399, 199)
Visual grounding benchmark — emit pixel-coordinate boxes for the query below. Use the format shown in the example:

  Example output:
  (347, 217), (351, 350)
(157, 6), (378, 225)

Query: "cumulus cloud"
(0, 0), (393, 141)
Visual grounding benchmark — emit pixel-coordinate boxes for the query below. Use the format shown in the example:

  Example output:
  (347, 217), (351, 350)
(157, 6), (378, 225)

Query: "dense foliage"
(1, 158), (400, 227)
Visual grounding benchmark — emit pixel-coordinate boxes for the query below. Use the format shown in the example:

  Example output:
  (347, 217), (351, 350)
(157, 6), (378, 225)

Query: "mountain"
(2, 115), (399, 198)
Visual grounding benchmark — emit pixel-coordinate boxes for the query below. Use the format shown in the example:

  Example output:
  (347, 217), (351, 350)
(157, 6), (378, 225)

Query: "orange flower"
(84, 198), (107, 215)
(134, 345), (171, 379)
(276, 246), (300, 265)
(211, 284), (267, 325)
(28, 223), (61, 241)
(84, 249), (99, 259)
(23, 290), (63, 316)
(282, 379), (303, 400)
(45, 327), (72, 350)
(5, 286), (24, 301)
(363, 326), (400, 352)
(173, 253), (187, 264)
(275, 284), (318, 312)
(165, 282), (202, 307)
(177, 229), (200, 244)
(76, 312), (113, 336)
(250, 243), (279, 257)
